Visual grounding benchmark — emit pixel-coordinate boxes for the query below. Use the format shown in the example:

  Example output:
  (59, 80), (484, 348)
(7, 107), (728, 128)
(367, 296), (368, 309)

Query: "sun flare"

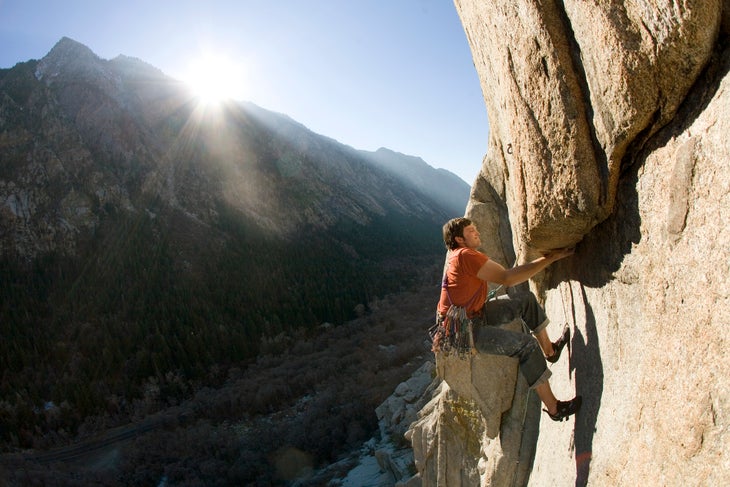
(183, 53), (247, 104)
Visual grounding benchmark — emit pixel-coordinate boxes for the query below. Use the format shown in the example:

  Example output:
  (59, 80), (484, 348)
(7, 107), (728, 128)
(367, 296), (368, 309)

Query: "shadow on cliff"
(570, 287), (603, 487)
(566, 34), (730, 290)
(568, 160), (642, 289)
(543, 135), (640, 486)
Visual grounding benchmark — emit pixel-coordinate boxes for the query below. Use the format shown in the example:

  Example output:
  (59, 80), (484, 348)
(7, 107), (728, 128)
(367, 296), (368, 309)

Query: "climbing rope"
(559, 280), (575, 329)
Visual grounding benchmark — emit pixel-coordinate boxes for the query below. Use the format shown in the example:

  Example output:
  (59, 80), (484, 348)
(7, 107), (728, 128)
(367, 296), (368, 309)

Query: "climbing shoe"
(544, 396), (582, 422)
(546, 325), (570, 363)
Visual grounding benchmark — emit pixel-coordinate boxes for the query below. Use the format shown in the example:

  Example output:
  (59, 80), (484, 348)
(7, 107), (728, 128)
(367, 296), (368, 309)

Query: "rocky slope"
(407, 1), (730, 486)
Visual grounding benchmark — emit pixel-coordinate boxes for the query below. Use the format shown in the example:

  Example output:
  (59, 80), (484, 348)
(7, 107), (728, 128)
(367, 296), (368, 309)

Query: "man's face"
(456, 224), (481, 249)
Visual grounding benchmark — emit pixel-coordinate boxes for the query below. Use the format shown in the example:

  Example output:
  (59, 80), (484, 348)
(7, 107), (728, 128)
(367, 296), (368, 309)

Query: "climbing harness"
(487, 284), (503, 301)
(429, 249), (485, 358)
(429, 277), (481, 358)
(429, 248), (511, 357)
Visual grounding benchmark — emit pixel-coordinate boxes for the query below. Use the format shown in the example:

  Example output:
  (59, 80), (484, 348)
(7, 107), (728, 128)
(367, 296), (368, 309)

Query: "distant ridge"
(360, 147), (470, 217)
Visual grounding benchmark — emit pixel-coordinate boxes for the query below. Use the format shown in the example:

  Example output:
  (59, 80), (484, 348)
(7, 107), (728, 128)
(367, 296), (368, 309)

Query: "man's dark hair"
(443, 217), (472, 250)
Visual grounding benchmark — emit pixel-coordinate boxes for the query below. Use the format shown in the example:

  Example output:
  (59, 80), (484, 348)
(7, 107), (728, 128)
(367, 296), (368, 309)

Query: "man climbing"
(436, 217), (581, 422)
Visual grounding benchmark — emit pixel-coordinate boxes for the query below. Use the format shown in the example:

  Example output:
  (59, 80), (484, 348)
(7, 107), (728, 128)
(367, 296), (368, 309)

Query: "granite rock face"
(408, 1), (730, 485)
(456, 0), (720, 254)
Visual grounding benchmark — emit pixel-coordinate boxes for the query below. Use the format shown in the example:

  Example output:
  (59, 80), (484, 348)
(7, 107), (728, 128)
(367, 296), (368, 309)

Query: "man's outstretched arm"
(476, 248), (575, 287)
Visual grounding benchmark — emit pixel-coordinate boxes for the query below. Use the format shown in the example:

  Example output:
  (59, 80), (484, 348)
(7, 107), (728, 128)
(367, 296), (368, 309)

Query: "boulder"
(407, 319), (543, 486)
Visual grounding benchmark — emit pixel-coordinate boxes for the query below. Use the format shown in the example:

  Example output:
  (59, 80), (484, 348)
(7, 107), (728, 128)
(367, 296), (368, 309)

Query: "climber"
(436, 217), (582, 422)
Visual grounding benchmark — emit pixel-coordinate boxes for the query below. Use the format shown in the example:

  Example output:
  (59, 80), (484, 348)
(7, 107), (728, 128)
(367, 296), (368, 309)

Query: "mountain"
(360, 147), (470, 217)
(0, 37), (468, 446)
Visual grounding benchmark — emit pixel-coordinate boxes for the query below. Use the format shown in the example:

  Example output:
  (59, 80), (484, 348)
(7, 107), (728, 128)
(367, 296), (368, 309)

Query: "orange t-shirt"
(437, 247), (488, 318)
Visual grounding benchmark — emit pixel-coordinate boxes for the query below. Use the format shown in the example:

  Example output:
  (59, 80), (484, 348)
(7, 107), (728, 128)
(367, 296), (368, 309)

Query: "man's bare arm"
(476, 248), (575, 287)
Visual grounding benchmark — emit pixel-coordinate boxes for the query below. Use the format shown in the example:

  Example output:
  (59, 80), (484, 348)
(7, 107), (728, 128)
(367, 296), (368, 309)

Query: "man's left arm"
(477, 248), (574, 287)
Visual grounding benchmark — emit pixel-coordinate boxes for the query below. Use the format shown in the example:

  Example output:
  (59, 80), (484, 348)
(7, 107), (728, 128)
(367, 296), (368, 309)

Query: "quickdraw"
(430, 305), (474, 358)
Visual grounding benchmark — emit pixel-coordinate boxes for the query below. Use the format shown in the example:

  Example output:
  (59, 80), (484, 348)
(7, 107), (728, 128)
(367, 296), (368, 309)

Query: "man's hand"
(543, 247), (575, 263)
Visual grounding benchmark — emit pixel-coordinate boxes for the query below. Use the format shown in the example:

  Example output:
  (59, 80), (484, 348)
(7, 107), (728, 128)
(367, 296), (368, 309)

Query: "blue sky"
(0, 0), (489, 183)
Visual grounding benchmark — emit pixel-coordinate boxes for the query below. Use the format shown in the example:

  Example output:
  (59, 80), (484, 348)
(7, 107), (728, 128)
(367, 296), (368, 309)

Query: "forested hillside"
(1, 275), (441, 485)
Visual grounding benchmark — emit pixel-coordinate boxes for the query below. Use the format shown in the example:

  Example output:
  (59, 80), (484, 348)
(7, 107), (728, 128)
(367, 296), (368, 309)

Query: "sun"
(183, 53), (247, 104)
